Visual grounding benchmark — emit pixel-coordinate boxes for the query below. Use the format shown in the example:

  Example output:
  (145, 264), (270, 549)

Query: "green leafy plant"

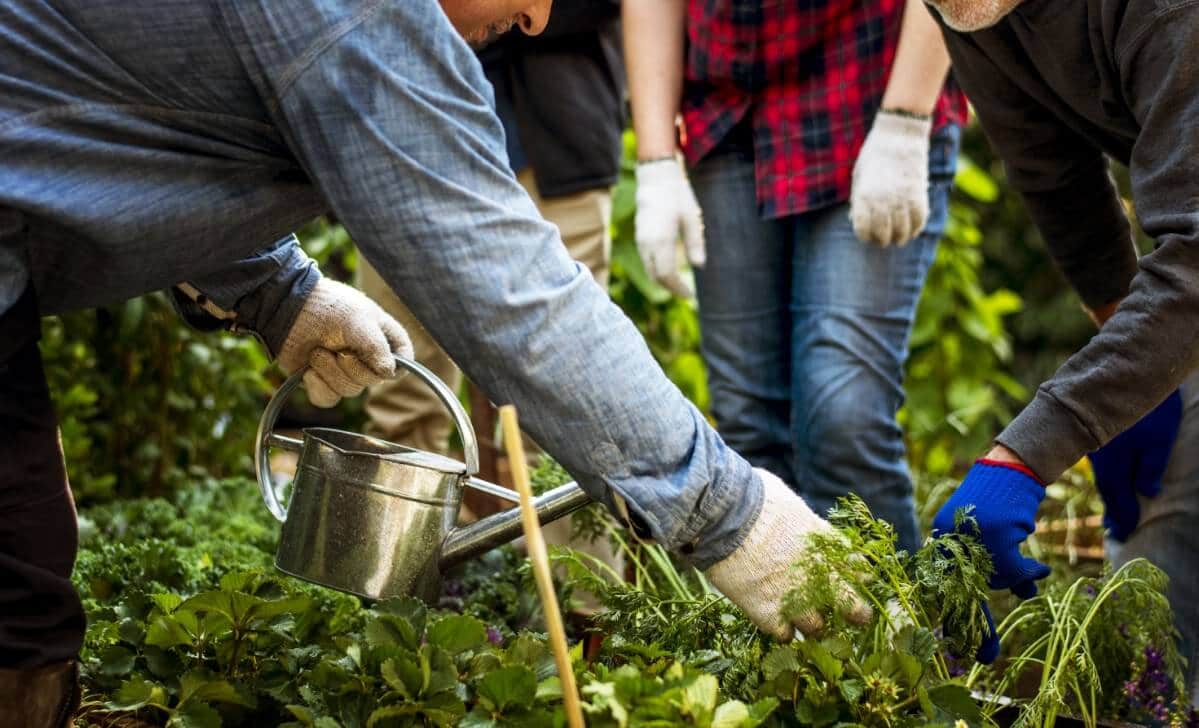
(967, 558), (1186, 727)
(42, 294), (271, 503)
(902, 154), (1026, 477)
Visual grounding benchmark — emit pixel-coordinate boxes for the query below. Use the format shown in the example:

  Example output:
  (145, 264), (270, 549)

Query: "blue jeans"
(1108, 368), (1199, 703)
(692, 125), (960, 552)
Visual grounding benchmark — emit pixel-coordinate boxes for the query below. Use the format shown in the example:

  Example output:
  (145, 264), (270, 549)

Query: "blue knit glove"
(1089, 390), (1183, 542)
(933, 459), (1050, 664)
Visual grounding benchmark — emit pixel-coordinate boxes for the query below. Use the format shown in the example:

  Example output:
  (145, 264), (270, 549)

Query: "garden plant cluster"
(71, 461), (1190, 728)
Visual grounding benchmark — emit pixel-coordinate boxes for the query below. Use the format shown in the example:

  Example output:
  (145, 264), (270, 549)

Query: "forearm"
(622, 0), (685, 159)
(880, 0), (951, 116)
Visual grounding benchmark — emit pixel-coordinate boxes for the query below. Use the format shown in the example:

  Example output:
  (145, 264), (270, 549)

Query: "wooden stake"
(498, 405), (585, 728)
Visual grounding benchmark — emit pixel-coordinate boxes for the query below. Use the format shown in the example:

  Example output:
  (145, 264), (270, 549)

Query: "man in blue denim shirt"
(0, 1), (871, 721)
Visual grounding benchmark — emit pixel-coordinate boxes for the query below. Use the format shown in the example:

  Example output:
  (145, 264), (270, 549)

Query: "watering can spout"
(439, 480), (592, 570)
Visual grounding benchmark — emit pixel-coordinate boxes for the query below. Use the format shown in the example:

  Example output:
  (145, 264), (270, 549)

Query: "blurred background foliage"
(42, 122), (1109, 504)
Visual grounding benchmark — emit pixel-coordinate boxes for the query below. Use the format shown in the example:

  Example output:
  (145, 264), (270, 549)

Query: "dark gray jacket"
(935, 0), (1199, 481)
(478, 0), (625, 197)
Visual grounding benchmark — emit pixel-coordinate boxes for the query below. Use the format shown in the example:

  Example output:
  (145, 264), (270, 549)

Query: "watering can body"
(255, 357), (591, 602)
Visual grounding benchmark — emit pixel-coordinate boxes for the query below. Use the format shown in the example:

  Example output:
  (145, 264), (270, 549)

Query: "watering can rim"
(300, 426), (469, 476)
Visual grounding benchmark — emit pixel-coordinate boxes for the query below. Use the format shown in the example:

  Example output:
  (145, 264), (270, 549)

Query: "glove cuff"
(870, 109), (933, 141)
(635, 156), (686, 187)
(975, 458), (1045, 486)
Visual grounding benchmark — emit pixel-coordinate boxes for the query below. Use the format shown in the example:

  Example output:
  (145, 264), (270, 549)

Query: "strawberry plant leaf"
(476, 666), (537, 714)
(746, 697), (779, 726)
(427, 614), (488, 655)
(761, 645), (801, 682)
(171, 699), (222, 728)
(108, 677), (166, 712)
(97, 645), (136, 677)
(711, 699), (749, 728)
(145, 614), (193, 649)
(926, 683), (983, 722)
(366, 613), (422, 652)
(681, 673), (719, 719)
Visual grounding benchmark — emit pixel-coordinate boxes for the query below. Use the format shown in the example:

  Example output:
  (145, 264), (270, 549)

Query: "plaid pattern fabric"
(682, 0), (969, 219)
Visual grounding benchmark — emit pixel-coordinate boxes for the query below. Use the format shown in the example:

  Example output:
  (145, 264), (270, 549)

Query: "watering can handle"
(254, 355), (481, 523)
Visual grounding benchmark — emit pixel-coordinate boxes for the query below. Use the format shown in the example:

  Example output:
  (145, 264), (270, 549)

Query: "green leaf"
(179, 591), (236, 622)
(477, 666), (537, 714)
(97, 645), (137, 677)
(251, 596), (313, 624)
(746, 698), (779, 726)
(712, 700), (750, 728)
(838, 678), (864, 704)
(424, 646), (460, 696)
(459, 709), (499, 728)
(179, 671), (255, 707)
(535, 676), (562, 703)
(926, 683), (984, 722)
(917, 685), (935, 718)
(366, 613), (423, 652)
(804, 642), (843, 684)
(170, 700), (221, 728)
(145, 614), (193, 648)
(367, 704), (422, 727)
(953, 157), (1000, 202)
(761, 646), (801, 682)
(427, 615), (488, 655)
(152, 593), (184, 613)
(894, 651), (924, 689)
(108, 677), (166, 711)
(681, 673), (719, 718)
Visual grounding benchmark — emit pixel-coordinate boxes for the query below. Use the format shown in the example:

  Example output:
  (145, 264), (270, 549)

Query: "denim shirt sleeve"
(174, 235), (320, 357)
(218, 0), (761, 568)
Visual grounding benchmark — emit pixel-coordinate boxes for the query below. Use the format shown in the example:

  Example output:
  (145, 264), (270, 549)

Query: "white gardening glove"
(635, 157), (706, 298)
(705, 468), (873, 640)
(278, 278), (415, 408)
(850, 110), (932, 247)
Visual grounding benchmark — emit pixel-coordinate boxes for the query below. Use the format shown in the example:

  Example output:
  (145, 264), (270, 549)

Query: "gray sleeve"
(987, 6), (1199, 480)
(941, 32), (1138, 312)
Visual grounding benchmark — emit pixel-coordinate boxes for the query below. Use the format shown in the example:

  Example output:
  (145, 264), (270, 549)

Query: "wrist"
(979, 445), (1045, 486)
(878, 108), (932, 122)
(1084, 298), (1122, 327)
(636, 154), (678, 166)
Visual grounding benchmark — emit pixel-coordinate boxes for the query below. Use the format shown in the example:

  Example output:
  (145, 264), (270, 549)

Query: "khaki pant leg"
(516, 170), (622, 610)
(517, 169), (612, 288)
(357, 258), (462, 454)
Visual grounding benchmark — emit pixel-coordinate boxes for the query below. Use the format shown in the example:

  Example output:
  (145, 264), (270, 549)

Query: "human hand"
(933, 457), (1049, 663)
(278, 278), (414, 407)
(705, 468), (873, 640)
(1089, 389), (1183, 542)
(850, 110), (932, 246)
(634, 157), (706, 298)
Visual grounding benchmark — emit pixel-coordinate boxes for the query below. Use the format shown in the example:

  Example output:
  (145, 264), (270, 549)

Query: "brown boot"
(0, 660), (80, 728)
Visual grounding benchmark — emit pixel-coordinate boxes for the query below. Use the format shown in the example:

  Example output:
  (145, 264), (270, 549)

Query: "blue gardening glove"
(1089, 389), (1183, 542)
(933, 459), (1050, 663)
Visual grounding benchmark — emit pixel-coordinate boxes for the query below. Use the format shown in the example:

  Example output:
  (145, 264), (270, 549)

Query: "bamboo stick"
(497, 405), (585, 728)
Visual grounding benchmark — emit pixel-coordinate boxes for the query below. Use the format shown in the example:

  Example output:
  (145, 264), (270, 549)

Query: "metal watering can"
(255, 356), (591, 603)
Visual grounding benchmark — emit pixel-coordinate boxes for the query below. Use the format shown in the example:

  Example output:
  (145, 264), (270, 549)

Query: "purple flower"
(487, 627), (504, 646)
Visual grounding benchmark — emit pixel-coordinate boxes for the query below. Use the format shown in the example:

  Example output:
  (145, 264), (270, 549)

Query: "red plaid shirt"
(682, 0), (968, 219)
